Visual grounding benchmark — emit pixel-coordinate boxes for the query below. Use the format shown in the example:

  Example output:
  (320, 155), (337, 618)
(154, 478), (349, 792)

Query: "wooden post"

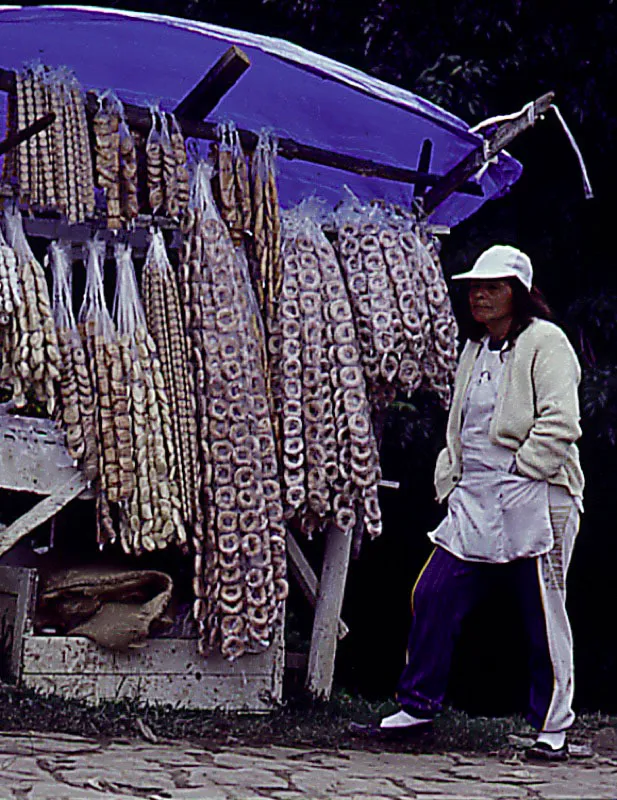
(287, 531), (349, 640)
(173, 45), (251, 120)
(0, 566), (38, 684)
(305, 522), (353, 700)
(412, 138), (433, 200)
(422, 92), (555, 214)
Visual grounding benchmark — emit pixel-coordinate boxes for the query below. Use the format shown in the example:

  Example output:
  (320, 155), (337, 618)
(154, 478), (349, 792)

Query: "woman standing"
(379, 245), (584, 761)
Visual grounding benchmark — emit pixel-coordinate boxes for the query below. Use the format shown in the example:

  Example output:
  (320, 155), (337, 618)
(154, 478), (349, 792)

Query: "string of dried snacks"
(212, 124), (236, 237)
(236, 246), (286, 641)
(233, 127), (253, 245)
(335, 202), (458, 408)
(145, 108), (190, 219)
(408, 226), (458, 407)
(180, 161), (287, 661)
(113, 243), (187, 556)
(160, 114), (179, 219)
(49, 241), (98, 481)
(250, 131), (282, 320)
(0, 207), (60, 412)
(170, 115), (190, 215)
(118, 112), (139, 224)
(7, 65), (94, 222)
(146, 108), (164, 215)
(0, 225), (22, 329)
(213, 122), (252, 248)
(141, 229), (200, 528)
(92, 93), (122, 230)
(269, 213), (382, 539)
(69, 76), (97, 221)
(78, 239), (129, 545)
(177, 196), (210, 614)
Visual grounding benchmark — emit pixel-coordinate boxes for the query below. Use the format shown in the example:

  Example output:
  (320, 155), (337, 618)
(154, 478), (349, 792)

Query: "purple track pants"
(396, 538), (577, 732)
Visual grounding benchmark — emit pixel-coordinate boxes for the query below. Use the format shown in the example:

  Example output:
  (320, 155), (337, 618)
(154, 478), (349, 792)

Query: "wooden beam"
(422, 91), (555, 214)
(0, 111), (55, 157)
(174, 45), (251, 120)
(413, 138), (433, 199)
(287, 531), (349, 641)
(85, 93), (481, 193)
(0, 474), (87, 558)
(305, 521), (353, 700)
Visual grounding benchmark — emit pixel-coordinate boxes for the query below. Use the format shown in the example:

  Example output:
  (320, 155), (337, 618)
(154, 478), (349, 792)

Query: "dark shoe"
(348, 719), (433, 740)
(525, 740), (569, 762)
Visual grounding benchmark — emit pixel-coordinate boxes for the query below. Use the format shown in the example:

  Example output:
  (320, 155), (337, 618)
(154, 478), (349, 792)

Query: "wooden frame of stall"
(0, 412), (284, 710)
(0, 47), (554, 705)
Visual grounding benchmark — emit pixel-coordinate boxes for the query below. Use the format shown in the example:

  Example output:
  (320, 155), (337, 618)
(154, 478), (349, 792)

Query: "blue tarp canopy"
(0, 5), (523, 227)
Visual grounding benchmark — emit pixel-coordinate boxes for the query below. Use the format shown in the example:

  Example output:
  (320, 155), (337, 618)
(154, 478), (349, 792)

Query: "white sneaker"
(379, 710), (432, 730)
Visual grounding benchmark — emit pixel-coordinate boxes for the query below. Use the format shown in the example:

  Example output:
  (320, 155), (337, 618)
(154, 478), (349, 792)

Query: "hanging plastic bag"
(118, 109), (139, 224)
(146, 106), (163, 214)
(49, 240), (98, 479)
(142, 228), (200, 528)
(2, 206), (61, 412)
(113, 242), (186, 556)
(169, 113), (190, 214)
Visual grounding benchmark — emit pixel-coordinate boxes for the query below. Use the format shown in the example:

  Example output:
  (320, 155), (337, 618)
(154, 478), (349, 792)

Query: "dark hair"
(459, 278), (554, 352)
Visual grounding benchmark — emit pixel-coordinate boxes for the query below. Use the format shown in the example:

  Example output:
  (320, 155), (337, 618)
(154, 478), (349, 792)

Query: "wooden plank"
(305, 522), (353, 700)
(21, 635), (278, 675)
(21, 672), (278, 711)
(20, 623), (284, 710)
(0, 565), (37, 684)
(0, 475), (87, 558)
(0, 413), (93, 496)
(174, 45), (251, 120)
(423, 92), (555, 214)
(287, 532), (349, 640)
(0, 111), (55, 157)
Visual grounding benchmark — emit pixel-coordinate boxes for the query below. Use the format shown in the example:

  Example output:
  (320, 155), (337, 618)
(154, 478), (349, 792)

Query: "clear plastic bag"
(2, 206), (61, 412)
(49, 240), (98, 479)
(113, 241), (186, 556)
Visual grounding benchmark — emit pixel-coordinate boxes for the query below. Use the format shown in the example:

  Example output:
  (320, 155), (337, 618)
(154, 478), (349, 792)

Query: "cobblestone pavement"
(1, 731), (616, 800)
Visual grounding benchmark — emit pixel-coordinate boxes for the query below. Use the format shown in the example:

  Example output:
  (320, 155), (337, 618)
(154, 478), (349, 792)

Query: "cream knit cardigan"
(434, 318), (584, 504)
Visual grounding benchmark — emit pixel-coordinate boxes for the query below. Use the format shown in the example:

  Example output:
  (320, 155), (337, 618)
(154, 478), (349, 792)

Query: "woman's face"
(468, 279), (514, 329)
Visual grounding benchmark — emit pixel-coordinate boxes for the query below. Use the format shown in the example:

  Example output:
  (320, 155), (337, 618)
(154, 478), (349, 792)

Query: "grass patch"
(2, 682), (615, 754)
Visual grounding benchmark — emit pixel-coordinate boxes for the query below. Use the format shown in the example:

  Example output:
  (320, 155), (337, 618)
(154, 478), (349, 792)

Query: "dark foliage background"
(14, 1), (617, 713)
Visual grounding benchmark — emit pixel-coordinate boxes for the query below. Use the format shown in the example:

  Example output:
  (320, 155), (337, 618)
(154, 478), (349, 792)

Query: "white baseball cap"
(451, 245), (533, 291)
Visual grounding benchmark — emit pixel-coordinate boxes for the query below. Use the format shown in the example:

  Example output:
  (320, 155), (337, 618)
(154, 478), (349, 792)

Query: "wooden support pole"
(423, 91), (555, 214)
(0, 111), (55, 157)
(413, 138), (433, 200)
(305, 522), (353, 700)
(174, 45), (251, 120)
(287, 531), (349, 640)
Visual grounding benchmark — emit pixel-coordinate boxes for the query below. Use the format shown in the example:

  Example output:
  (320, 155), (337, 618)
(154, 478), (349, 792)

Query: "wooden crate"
(0, 565), (284, 711)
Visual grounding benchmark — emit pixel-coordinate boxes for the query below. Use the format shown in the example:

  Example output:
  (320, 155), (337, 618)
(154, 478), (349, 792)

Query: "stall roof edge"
(0, 4), (524, 226)
(3, 4), (485, 146)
